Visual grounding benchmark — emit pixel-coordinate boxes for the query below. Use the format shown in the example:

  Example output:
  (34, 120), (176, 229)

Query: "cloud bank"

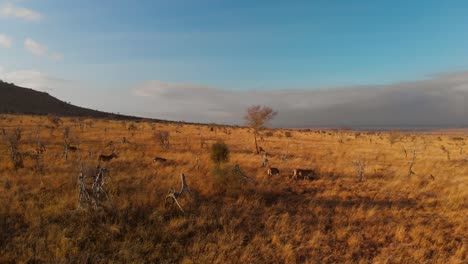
(1, 66), (466, 129)
(132, 72), (468, 129)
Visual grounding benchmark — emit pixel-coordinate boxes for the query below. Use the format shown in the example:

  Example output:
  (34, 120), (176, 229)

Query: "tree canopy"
(244, 105), (277, 132)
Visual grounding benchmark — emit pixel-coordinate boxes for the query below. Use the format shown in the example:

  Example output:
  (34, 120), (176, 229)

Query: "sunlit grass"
(0, 114), (466, 263)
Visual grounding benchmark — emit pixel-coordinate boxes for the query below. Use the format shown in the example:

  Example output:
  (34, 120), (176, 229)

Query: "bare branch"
(165, 173), (191, 213)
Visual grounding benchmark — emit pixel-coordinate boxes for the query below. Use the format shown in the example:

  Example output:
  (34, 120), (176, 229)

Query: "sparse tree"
(63, 127), (71, 160)
(31, 127), (45, 174)
(2, 127), (24, 170)
(407, 149), (417, 177)
(353, 160), (365, 181)
(244, 105), (277, 154)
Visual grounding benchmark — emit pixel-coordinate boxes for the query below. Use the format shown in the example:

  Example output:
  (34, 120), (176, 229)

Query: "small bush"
(155, 131), (170, 149)
(264, 131), (274, 137)
(388, 131), (401, 145)
(2, 127), (24, 169)
(128, 123), (138, 131)
(210, 141), (229, 165)
(211, 163), (245, 197)
(47, 114), (62, 126)
(284, 131), (292, 138)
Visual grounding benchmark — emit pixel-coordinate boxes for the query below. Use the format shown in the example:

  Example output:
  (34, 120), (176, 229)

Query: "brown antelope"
(68, 145), (78, 152)
(38, 143), (46, 153)
(154, 157), (175, 166)
(154, 157), (168, 163)
(267, 167), (280, 176)
(261, 151), (269, 167)
(292, 169), (316, 180)
(99, 153), (118, 162)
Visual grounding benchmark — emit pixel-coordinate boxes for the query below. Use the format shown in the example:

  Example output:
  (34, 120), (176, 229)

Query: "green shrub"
(210, 141), (229, 165)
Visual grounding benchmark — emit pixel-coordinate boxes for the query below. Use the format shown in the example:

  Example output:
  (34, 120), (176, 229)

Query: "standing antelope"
(267, 167), (280, 176)
(292, 169), (317, 180)
(261, 151), (269, 167)
(99, 153), (118, 162)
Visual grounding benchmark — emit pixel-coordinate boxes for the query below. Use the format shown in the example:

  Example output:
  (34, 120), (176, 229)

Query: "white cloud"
(0, 3), (42, 22)
(24, 38), (64, 61)
(0, 33), (12, 48)
(24, 38), (47, 56)
(134, 80), (220, 98)
(0, 67), (69, 93)
(0, 66), (124, 117)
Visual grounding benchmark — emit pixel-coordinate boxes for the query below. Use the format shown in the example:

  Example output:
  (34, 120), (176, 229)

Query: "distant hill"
(0, 80), (143, 120)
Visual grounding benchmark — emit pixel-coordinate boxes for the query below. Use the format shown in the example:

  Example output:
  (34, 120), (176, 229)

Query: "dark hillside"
(0, 80), (139, 120)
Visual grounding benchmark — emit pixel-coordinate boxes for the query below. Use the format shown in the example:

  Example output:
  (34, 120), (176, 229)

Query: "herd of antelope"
(94, 144), (316, 181)
(267, 167), (317, 180)
(261, 147), (317, 180)
(63, 129), (317, 182)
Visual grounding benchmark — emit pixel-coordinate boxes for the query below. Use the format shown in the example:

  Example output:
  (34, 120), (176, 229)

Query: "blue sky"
(1, 0), (468, 127)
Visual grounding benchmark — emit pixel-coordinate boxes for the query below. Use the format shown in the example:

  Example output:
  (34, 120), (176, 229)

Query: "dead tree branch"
(407, 149), (417, 177)
(352, 160), (365, 181)
(78, 164), (114, 210)
(165, 173), (190, 213)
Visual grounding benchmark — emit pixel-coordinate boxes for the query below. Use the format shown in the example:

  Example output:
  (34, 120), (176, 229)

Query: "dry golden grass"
(0, 114), (466, 263)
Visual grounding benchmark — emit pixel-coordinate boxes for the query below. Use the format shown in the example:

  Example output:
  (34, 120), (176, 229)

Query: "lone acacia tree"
(244, 105), (277, 154)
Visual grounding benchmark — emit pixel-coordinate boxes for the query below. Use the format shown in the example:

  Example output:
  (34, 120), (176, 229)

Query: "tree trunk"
(254, 132), (259, 154)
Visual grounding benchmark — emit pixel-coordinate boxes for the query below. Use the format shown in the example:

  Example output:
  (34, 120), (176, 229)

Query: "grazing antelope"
(99, 153), (118, 162)
(267, 167), (280, 176)
(68, 145), (78, 152)
(154, 157), (175, 166)
(22, 150), (38, 159)
(154, 157), (168, 163)
(38, 143), (46, 153)
(292, 169), (317, 180)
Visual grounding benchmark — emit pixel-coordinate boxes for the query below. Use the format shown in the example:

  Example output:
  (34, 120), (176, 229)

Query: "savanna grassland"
(0, 115), (466, 263)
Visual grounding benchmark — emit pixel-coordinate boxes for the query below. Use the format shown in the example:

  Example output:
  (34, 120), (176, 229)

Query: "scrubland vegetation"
(0, 114), (466, 263)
